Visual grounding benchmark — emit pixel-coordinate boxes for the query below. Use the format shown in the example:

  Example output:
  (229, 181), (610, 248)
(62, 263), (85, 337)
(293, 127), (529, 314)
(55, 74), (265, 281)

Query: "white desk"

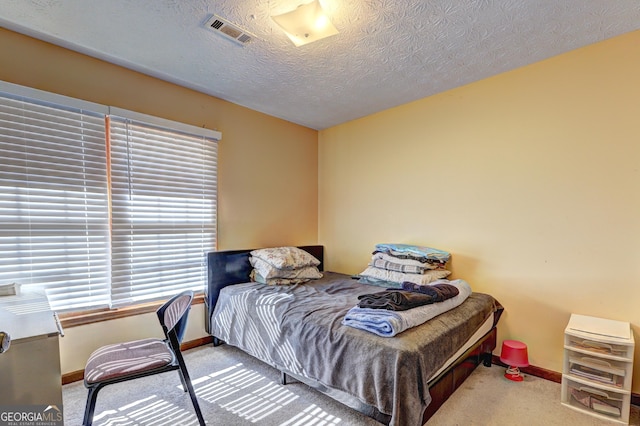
(0, 291), (63, 406)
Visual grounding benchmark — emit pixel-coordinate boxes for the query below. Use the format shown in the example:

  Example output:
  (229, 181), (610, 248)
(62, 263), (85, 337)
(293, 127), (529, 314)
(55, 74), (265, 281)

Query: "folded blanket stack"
(357, 243), (452, 288)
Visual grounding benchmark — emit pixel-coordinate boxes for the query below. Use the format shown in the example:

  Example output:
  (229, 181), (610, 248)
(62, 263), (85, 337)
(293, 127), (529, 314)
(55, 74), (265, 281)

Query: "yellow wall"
(3, 23), (640, 392)
(319, 30), (640, 391)
(0, 28), (318, 374)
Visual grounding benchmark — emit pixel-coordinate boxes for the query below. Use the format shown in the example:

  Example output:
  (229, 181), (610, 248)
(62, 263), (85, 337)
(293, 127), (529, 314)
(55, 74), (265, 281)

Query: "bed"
(205, 245), (503, 425)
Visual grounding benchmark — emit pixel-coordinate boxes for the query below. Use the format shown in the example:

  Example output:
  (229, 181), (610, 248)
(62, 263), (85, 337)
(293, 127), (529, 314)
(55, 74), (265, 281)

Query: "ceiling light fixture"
(271, 0), (339, 47)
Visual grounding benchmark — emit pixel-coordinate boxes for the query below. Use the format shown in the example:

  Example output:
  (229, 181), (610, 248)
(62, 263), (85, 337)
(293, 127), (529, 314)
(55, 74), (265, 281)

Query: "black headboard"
(204, 245), (324, 333)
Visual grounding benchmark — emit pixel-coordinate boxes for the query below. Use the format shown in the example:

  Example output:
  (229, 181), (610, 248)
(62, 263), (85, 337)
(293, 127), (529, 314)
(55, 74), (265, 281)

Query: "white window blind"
(109, 111), (218, 307)
(0, 86), (111, 311)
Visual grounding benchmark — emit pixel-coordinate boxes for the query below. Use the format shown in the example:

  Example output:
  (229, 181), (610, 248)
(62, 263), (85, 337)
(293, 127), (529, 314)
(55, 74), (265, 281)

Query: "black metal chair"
(82, 290), (205, 425)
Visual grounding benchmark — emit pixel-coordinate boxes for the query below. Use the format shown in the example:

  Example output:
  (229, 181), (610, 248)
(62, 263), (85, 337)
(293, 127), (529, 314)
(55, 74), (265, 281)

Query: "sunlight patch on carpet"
(280, 404), (342, 425)
(192, 363), (297, 422)
(92, 394), (199, 425)
(190, 363), (341, 424)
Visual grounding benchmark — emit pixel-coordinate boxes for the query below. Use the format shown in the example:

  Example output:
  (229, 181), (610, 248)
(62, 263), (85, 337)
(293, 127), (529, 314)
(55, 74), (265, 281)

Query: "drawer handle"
(580, 340), (613, 353)
(578, 386), (610, 399)
(579, 357), (612, 368)
(0, 331), (10, 353)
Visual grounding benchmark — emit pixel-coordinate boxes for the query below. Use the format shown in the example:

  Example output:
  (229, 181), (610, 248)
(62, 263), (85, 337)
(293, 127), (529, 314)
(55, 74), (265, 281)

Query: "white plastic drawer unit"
(562, 377), (626, 419)
(566, 352), (629, 389)
(561, 314), (634, 425)
(565, 334), (633, 360)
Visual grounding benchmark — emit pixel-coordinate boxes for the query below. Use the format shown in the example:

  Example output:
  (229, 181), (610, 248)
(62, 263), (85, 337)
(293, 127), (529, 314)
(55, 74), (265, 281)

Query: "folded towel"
(343, 279), (472, 337)
(401, 281), (460, 300)
(342, 307), (405, 337)
(357, 290), (437, 311)
(358, 282), (460, 311)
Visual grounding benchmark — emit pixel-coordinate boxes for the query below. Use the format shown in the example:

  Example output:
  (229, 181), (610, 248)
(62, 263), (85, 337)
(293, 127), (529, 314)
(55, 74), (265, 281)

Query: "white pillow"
(250, 270), (318, 286)
(250, 257), (323, 280)
(250, 246), (320, 270)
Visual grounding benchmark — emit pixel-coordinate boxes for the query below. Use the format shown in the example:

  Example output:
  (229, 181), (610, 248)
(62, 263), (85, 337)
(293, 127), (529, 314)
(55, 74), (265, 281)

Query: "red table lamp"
(500, 340), (529, 382)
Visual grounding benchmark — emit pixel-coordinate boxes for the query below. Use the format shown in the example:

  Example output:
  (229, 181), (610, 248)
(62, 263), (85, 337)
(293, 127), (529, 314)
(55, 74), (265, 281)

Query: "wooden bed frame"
(204, 245), (501, 425)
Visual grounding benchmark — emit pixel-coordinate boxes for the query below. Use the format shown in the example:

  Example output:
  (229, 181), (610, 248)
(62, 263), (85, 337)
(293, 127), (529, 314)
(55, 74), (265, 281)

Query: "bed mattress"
(211, 271), (501, 426)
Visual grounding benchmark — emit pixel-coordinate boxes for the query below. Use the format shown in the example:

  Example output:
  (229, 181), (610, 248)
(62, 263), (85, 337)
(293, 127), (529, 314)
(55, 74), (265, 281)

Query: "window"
(0, 82), (221, 312)
(0, 84), (111, 311)
(108, 110), (218, 307)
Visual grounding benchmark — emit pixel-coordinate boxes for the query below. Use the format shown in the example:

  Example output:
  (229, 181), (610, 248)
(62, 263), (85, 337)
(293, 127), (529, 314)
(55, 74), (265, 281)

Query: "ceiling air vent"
(205, 15), (254, 46)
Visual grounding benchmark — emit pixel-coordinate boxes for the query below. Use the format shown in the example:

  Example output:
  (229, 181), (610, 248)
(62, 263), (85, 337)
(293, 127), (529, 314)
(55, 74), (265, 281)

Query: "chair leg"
(177, 368), (188, 392)
(83, 385), (101, 426)
(175, 353), (206, 425)
(183, 371), (206, 425)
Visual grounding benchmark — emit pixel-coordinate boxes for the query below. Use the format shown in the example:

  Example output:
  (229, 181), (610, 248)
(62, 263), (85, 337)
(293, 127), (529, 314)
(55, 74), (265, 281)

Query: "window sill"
(58, 293), (205, 328)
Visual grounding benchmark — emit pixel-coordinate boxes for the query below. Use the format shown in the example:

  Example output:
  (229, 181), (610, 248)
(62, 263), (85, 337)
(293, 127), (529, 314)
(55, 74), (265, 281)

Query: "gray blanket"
(211, 272), (500, 426)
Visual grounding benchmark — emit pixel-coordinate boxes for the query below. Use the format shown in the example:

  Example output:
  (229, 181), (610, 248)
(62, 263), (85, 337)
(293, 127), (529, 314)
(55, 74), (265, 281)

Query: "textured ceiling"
(1, 1), (639, 130)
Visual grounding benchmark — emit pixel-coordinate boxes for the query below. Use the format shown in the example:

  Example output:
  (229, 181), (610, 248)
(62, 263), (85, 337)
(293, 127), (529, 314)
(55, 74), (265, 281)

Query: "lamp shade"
(500, 340), (529, 367)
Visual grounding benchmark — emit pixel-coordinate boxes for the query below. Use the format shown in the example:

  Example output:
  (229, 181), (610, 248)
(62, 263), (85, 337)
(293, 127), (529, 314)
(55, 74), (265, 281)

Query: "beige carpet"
(63, 344), (638, 425)
(430, 365), (639, 425)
